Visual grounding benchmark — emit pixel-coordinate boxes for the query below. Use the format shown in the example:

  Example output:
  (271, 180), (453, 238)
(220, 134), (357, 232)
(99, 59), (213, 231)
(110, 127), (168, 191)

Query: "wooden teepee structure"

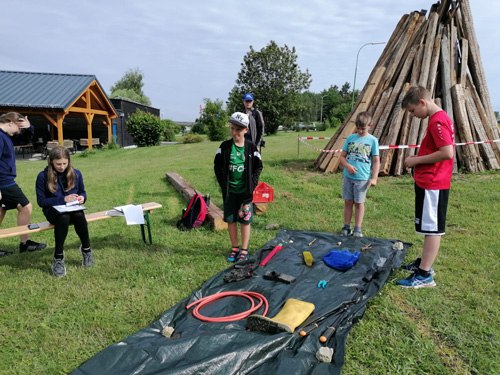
(315, 0), (500, 175)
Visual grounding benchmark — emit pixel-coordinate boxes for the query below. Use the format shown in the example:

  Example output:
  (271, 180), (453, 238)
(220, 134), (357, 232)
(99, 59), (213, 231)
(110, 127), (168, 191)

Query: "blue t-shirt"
(342, 133), (379, 181)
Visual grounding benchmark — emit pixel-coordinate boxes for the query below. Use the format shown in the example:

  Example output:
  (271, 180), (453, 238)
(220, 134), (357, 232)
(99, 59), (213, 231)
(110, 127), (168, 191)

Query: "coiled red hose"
(186, 291), (269, 322)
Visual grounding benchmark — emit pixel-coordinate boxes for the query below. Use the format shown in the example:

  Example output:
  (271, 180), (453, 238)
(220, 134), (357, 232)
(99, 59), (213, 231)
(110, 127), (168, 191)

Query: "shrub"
(126, 110), (162, 146)
(182, 134), (204, 144)
(161, 119), (180, 142)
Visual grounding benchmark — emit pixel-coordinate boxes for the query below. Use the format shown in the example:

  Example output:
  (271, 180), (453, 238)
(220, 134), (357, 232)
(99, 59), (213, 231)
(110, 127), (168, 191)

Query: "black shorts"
(414, 184), (449, 235)
(223, 192), (253, 224)
(0, 184), (30, 210)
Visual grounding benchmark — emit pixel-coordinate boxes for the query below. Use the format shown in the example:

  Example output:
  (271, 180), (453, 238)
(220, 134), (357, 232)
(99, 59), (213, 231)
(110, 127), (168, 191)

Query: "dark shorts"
(415, 184), (449, 235)
(223, 192), (253, 224)
(0, 184), (30, 210)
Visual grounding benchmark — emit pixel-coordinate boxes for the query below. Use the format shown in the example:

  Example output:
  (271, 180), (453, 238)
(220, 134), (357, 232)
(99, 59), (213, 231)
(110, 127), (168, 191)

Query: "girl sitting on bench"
(35, 146), (93, 277)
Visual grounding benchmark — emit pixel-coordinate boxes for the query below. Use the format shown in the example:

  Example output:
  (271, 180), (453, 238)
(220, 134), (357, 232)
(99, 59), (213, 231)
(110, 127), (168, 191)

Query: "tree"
(319, 84), (353, 129)
(126, 110), (162, 146)
(110, 68), (151, 106)
(198, 99), (228, 141)
(227, 41), (311, 134)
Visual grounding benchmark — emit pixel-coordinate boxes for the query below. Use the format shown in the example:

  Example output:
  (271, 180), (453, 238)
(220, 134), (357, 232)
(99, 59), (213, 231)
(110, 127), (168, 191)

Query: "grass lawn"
(0, 130), (499, 374)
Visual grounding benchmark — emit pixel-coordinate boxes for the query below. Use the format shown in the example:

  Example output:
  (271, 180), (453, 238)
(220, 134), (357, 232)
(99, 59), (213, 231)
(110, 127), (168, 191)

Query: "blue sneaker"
(396, 273), (436, 288)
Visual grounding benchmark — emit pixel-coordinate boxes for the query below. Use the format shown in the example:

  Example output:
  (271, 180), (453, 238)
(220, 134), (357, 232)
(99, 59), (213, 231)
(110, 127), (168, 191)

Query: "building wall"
(110, 99), (160, 147)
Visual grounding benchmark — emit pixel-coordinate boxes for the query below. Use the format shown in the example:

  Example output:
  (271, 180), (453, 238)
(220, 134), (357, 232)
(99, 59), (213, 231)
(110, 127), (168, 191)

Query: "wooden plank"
(427, 24), (443, 93)
(466, 75), (500, 162)
(379, 83), (411, 175)
(323, 67), (386, 173)
(450, 20), (457, 86)
(0, 202), (162, 239)
(464, 88), (500, 169)
(458, 38), (469, 84)
(394, 111), (412, 176)
(165, 172), (227, 231)
(459, 0), (497, 128)
(373, 46), (418, 140)
(418, 11), (439, 87)
(451, 84), (483, 172)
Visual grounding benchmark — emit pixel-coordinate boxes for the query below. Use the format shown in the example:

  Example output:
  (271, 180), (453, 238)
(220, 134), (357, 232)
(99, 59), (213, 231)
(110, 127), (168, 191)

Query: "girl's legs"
(46, 210), (71, 259)
(71, 211), (90, 249)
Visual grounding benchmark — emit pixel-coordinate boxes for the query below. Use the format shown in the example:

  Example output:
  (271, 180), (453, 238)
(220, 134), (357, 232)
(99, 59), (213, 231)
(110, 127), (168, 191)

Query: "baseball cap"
(229, 112), (249, 128)
(242, 93), (254, 101)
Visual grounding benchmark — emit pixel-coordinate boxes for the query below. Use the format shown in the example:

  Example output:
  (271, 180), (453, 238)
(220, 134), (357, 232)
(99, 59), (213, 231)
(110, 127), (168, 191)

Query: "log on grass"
(166, 172), (227, 231)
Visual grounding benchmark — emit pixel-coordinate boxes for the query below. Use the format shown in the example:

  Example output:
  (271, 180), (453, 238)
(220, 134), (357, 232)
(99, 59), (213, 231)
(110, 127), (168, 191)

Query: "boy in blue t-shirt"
(339, 111), (380, 237)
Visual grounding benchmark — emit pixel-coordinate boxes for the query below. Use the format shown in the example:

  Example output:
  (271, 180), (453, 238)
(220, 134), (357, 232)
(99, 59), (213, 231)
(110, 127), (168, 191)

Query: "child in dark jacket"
(36, 146), (93, 277)
(214, 112), (263, 262)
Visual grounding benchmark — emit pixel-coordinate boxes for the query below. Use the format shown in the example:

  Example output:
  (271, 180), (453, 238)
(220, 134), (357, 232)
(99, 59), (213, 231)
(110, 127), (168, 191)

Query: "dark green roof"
(0, 70), (103, 110)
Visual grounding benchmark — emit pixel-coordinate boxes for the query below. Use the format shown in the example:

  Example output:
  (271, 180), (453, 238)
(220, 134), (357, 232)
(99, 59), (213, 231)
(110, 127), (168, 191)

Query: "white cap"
(229, 112), (249, 128)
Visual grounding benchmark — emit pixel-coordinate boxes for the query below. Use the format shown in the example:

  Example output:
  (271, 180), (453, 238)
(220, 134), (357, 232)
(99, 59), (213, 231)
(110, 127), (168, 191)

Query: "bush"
(161, 119), (180, 142)
(103, 141), (120, 150)
(127, 110), (162, 146)
(182, 134), (204, 144)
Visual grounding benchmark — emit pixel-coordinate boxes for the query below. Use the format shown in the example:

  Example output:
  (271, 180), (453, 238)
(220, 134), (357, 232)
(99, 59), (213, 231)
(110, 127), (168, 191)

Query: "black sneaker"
(0, 249), (14, 257)
(401, 258), (435, 276)
(19, 240), (47, 253)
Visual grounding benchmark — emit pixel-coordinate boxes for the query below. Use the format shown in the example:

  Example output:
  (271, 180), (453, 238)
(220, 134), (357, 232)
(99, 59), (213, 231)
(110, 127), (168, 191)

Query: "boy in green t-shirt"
(214, 112), (263, 262)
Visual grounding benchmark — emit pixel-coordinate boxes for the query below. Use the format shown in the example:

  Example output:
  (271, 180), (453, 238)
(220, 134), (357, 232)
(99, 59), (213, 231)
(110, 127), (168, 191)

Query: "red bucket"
(253, 182), (274, 203)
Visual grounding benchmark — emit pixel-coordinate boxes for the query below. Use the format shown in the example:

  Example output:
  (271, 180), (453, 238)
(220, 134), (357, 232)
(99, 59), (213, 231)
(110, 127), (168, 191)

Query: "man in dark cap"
(242, 93), (265, 151)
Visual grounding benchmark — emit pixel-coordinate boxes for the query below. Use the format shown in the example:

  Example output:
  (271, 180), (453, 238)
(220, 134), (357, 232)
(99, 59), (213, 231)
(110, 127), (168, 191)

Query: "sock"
(417, 267), (431, 278)
(343, 224), (351, 230)
(54, 253), (64, 260)
(81, 247), (91, 253)
(354, 226), (361, 232)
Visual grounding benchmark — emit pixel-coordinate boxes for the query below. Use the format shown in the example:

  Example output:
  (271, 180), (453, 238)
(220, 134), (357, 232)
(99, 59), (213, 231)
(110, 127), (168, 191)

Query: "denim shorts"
(342, 176), (370, 203)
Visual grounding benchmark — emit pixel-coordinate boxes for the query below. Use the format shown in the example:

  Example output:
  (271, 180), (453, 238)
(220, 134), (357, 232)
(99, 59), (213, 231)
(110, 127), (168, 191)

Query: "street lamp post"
(320, 94), (327, 123)
(351, 42), (386, 110)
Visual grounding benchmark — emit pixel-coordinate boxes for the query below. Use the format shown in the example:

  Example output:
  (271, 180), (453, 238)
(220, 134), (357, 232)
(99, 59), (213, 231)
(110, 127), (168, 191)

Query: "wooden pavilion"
(0, 70), (117, 149)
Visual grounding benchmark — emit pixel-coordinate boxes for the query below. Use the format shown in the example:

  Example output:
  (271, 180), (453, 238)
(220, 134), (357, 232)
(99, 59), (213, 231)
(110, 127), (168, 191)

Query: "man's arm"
(404, 145), (453, 168)
(370, 156), (380, 186)
(255, 109), (265, 147)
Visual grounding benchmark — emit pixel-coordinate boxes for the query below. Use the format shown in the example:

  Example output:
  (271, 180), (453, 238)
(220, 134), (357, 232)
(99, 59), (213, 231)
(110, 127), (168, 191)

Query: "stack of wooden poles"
(315, 0), (500, 175)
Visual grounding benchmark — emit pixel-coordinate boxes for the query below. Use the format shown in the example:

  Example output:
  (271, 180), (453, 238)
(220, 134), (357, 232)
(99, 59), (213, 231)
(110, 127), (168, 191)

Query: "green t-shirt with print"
(229, 142), (245, 193)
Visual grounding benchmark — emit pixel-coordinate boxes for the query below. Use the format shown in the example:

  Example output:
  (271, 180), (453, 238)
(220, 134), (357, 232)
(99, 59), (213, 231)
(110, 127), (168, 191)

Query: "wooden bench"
(79, 138), (101, 149)
(0, 202), (162, 244)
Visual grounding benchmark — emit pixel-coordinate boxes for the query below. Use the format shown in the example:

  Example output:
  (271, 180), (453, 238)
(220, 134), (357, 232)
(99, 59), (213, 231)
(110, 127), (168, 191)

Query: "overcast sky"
(1, 0), (497, 122)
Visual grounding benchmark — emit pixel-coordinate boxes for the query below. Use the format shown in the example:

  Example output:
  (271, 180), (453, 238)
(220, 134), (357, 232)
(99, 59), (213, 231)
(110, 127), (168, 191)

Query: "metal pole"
(351, 42), (386, 110)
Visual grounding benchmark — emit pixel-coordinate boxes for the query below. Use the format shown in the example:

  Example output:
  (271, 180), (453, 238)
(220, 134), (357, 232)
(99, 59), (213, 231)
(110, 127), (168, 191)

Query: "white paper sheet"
(113, 204), (145, 225)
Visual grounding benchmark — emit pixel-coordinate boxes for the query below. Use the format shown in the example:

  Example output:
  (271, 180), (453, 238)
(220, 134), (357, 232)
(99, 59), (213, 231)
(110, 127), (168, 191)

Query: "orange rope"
(186, 291), (269, 322)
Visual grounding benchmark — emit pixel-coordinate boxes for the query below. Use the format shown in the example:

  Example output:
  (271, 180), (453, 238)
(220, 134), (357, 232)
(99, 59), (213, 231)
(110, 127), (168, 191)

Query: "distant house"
(110, 98), (160, 147)
(0, 70), (117, 148)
